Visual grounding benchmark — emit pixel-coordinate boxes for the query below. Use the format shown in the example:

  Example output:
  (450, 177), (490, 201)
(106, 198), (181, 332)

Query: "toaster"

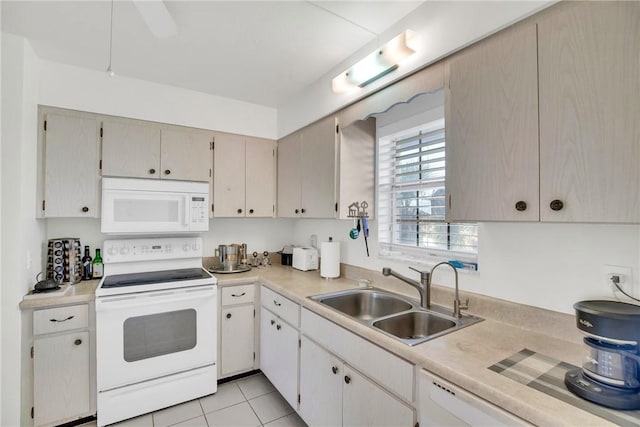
(292, 247), (319, 271)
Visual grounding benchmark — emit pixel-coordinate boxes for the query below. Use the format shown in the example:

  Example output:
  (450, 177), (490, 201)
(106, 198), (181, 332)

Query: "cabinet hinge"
(31, 407), (34, 419)
(253, 308), (256, 317)
(253, 352), (256, 361)
(298, 394), (301, 404)
(41, 200), (45, 212)
(212, 204), (214, 212)
(99, 160), (102, 170)
(209, 168), (212, 178)
(210, 140), (214, 150)
(100, 127), (103, 138)
(30, 346), (34, 358)
(415, 423), (419, 427)
(335, 202), (338, 212)
(272, 205), (275, 213)
(448, 194), (452, 210)
(273, 149), (275, 157)
(336, 124), (339, 134)
(43, 120), (47, 132)
(298, 338), (301, 348)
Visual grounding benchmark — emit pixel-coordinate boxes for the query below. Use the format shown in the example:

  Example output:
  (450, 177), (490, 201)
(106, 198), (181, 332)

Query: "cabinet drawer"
(261, 286), (300, 327)
(221, 284), (255, 306)
(34, 304), (89, 335)
(301, 308), (414, 402)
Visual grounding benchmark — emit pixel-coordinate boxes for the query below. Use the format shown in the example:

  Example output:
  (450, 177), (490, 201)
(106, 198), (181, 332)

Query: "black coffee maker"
(565, 300), (640, 410)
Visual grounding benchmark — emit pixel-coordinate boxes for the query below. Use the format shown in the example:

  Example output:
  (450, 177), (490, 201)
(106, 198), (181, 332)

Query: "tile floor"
(84, 373), (306, 427)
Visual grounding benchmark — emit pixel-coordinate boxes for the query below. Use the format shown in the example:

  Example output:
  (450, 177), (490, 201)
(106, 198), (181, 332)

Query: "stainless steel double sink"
(309, 288), (482, 346)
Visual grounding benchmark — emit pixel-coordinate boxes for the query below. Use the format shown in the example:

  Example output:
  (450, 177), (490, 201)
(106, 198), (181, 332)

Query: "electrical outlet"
(602, 264), (634, 298)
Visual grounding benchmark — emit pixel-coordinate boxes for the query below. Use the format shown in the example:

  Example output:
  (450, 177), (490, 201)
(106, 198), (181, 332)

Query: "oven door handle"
(95, 286), (215, 311)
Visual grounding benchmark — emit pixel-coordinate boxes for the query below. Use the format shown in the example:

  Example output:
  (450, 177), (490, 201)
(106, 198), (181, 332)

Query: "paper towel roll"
(320, 240), (341, 278)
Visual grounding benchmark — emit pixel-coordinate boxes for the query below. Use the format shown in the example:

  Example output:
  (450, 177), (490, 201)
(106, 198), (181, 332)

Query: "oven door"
(95, 285), (216, 391)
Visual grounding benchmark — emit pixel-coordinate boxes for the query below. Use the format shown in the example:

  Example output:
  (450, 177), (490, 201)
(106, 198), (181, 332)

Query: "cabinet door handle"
(331, 366), (338, 375)
(249, 209), (254, 214)
(344, 375), (351, 384)
(164, 169), (171, 175)
(550, 199), (564, 211)
(231, 292), (246, 297)
(273, 300), (282, 307)
(149, 168), (156, 175)
(74, 339), (82, 346)
(237, 208), (243, 214)
(226, 313), (232, 319)
(515, 201), (527, 211)
(49, 315), (74, 323)
(81, 206), (89, 213)
(270, 319), (275, 325)
(276, 324), (281, 330)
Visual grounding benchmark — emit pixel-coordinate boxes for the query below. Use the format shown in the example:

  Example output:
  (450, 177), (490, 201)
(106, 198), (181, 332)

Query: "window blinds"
(378, 119), (477, 256)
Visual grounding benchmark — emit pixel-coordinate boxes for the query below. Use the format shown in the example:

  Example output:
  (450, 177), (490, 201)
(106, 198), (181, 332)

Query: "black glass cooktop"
(101, 268), (211, 288)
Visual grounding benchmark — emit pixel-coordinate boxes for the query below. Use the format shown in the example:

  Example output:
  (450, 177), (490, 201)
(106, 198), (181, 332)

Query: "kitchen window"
(377, 116), (478, 264)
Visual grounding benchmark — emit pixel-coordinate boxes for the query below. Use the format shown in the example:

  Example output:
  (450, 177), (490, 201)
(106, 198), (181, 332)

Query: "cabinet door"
(342, 366), (414, 427)
(34, 331), (91, 426)
(245, 137), (276, 217)
(538, 2), (640, 223)
(161, 129), (213, 182)
(43, 113), (100, 218)
(213, 133), (246, 217)
(446, 24), (539, 222)
(259, 307), (299, 409)
(301, 116), (337, 218)
(220, 305), (255, 377)
(299, 336), (342, 427)
(102, 119), (161, 179)
(277, 131), (302, 218)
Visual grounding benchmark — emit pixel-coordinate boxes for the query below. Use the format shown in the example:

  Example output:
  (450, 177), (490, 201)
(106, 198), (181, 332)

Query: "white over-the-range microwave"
(101, 177), (209, 234)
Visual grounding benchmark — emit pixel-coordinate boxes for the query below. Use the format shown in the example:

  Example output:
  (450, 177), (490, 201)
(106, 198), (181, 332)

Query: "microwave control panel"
(190, 196), (208, 224)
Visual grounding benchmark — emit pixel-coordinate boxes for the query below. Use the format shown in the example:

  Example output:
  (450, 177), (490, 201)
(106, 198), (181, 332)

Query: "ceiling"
(1, 1), (424, 108)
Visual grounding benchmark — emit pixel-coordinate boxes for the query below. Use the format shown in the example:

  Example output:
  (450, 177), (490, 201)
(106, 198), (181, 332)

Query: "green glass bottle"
(92, 248), (103, 279)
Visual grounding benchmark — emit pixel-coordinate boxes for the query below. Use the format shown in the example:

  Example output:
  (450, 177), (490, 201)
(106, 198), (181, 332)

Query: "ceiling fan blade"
(132, 0), (177, 38)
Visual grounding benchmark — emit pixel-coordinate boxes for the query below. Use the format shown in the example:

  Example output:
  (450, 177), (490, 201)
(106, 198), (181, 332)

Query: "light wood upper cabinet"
(161, 129), (213, 182)
(102, 119), (213, 183)
(446, 24), (540, 222)
(538, 1), (640, 223)
(101, 119), (161, 179)
(40, 110), (101, 218)
(277, 116), (337, 218)
(213, 134), (276, 217)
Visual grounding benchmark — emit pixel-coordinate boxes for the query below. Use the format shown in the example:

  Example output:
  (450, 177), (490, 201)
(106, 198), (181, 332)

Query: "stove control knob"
(108, 247), (118, 256)
(119, 246), (130, 255)
(192, 242), (199, 251)
(183, 243), (190, 252)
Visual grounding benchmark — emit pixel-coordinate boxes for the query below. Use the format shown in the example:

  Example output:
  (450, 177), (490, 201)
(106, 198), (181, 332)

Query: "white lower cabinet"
(300, 336), (414, 427)
(418, 370), (529, 426)
(32, 304), (95, 427)
(259, 306), (299, 408)
(219, 284), (257, 379)
(299, 308), (415, 426)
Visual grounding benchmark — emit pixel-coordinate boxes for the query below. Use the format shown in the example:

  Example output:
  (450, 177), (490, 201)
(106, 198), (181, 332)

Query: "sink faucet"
(382, 262), (469, 317)
(430, 261), (469, 318)
(382, 267), (431, 309)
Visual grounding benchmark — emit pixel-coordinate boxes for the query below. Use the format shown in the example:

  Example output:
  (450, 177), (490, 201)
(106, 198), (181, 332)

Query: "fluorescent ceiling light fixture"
(332, 30), (417, 94)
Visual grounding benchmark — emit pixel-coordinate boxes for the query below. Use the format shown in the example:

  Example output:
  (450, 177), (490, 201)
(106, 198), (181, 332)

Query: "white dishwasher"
(419, 370), (530, 426)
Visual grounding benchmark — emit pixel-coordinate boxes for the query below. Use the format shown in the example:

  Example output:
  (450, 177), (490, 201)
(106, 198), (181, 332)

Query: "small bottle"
(92, 248), (103, 279)
(81, 246), (93, 280)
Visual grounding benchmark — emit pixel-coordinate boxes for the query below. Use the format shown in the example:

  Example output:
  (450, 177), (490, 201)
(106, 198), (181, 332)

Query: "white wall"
(38, 60), (278, 140)
(277, 1), (551, 137)
(1, 33), (44, 427)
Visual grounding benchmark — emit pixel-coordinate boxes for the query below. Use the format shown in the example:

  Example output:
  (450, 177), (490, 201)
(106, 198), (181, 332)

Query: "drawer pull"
(344, 375), (351, 384)
(276, 324), (281, 330)
(74, 339), (82, 346)
(332, 366), (338, 375)
(49, 315), (74, 323)
(231, 292), (246, 297)
(270, 319), (275, 325)
(273, 300), (282, 307)
(226, 313), (232, 319)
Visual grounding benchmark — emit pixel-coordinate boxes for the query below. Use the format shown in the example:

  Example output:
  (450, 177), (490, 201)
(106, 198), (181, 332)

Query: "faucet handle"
(408, 266), (423, 273)
(409, 266), (430, 281)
